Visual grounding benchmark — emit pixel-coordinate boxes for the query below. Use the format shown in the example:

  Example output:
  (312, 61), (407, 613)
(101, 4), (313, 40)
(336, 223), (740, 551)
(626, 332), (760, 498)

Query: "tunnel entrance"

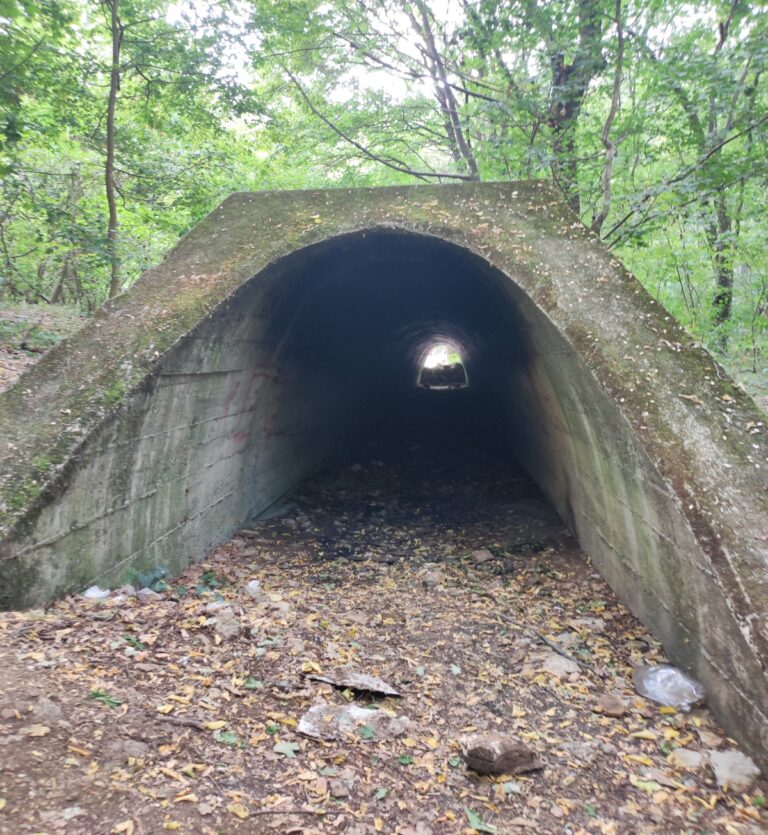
(4, 184), (766, 771)
(241, 229), (539, 528)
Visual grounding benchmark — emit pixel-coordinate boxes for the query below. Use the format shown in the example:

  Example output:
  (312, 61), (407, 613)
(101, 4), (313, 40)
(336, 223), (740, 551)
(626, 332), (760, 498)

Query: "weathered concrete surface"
(0, 182), (766, 768)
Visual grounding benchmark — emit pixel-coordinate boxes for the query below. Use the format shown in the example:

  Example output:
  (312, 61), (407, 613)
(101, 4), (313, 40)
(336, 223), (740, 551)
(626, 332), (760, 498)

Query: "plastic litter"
(297, 702), (412, 741)
(243, 580), (264, 599)
(632, 664), (705, 711)
(82, 585), (110, 600)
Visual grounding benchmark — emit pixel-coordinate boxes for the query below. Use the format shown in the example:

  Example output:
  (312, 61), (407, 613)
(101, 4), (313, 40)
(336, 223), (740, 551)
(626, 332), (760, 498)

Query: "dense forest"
(1, 0), (766, 393)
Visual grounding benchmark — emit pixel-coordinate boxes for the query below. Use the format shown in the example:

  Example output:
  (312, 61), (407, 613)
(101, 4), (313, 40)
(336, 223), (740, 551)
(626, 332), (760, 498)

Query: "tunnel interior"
(239, 229), (543, 529)
(235, 229), (541, 523)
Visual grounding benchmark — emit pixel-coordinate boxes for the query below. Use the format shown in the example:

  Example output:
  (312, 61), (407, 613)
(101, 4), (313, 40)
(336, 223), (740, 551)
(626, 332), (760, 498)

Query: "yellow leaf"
(374, 818), (384, 832)
(168, 695), (191, 705)
(227, 801), (249, 819)
(301, 661), (322, 674)
(205, 721), (226, 730)
(0, 799), (6, 811)
(156, 704), (175, 715)
(174, 793), (198, 803)
(160, 767), (187, 783)
(425, 736), (439, 749)
(162, 822), (182, 830)
(112, 822), (134, 835)
(624, 754), (654, 767)
(658, 706), (677, 715)
(629, 731), (656, 740)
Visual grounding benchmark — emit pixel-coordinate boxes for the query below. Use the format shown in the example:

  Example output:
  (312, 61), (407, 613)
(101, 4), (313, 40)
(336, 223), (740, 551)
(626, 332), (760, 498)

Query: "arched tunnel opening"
(226, 228), (565, 537)
(235, 228), (560, 560)
(259, 232), (521, 477)
(3, 214), (768, 779)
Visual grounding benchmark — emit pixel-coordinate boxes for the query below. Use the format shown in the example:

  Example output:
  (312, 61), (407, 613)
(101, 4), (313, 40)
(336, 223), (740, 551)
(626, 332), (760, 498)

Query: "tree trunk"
(708, 193), (734, 328)
(105, 0), (122, 298)
(412, 0), (480, 181)
(546, 0), (605, 215)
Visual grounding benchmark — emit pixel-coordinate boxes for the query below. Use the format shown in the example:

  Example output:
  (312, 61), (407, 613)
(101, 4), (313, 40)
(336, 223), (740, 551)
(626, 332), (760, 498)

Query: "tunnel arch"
(0, 182), (766, 767)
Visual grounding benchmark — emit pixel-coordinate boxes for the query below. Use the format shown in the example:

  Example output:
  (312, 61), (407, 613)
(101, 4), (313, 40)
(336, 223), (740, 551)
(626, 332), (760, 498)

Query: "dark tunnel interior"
(241, 229), (546, 523)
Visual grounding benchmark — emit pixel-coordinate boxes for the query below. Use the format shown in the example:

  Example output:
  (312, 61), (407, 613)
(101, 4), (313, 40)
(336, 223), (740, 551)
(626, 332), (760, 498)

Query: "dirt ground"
(0, 436), (765, 835)
(0, 303), (83, 395)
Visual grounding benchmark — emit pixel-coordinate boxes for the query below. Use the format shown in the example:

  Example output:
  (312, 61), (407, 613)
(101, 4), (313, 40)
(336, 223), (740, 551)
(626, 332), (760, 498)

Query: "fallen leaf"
(227, 801), (249, 819)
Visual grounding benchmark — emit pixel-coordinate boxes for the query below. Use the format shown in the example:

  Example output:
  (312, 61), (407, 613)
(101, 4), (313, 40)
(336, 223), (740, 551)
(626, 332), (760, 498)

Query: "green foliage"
(0, 0), (765, 391)
(88, 689), (122, 708)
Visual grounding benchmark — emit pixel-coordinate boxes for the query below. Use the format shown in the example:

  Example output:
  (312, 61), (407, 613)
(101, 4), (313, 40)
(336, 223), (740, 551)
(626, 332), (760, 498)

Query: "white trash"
(632, 664), (705, 711)
(82, 585), (110, 600)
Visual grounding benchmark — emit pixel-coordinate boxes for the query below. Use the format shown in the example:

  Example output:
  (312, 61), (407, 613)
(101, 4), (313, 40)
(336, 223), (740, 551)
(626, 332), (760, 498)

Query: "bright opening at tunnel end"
(417, 341), (469, 390)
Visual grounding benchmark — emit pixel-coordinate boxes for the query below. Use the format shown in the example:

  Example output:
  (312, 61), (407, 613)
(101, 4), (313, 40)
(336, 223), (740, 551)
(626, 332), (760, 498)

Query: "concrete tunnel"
(0, 182), (767, 768)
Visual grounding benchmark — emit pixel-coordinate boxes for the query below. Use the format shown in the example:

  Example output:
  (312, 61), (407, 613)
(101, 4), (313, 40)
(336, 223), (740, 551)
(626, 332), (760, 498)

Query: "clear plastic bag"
(632, 664), (705, 711)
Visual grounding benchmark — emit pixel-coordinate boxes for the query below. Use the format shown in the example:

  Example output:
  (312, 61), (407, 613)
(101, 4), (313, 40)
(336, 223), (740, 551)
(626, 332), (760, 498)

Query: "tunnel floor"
(1, 433), (765, 834)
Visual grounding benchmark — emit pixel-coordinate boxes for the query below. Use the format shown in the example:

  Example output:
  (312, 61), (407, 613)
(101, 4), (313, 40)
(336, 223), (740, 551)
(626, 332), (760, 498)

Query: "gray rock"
(668, 748), (708, 770)
(329, 778), (351, 798)
(709, 749), (760, 792)
(542, 653), (580, 677)
(421, 570), (444, 590)
(214, 607), (242, 640)
(594, 692), (628, 718)
(103, 738), (151, 763)
(471, 548), (494, 564)
(460, 733), (543, 775)
(136, 587), (162, 603)
(31, 696), (64, 723)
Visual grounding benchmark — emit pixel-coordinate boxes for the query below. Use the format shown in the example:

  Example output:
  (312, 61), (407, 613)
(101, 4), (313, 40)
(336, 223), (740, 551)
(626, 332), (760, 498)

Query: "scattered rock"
(542, 653), (579, 678)
(31, 696), (64, 724)
(568, 617), (606, 634)
(102, 738), (151, 763)
(709, 749), (760, 792)
(136, 587), (162, 604)
(697, 729), (723, 748)
(421, 570), (444, 590)
(329, 778), (353, 798)
(471, 548), (494, 564)
(297, 702), (412, 741)
(668, 748), (708, 770)
(40, 806), (86, 822)
(594, 692), (628, 718)
(213, 607), (242, 640)
(306, 668), (400, 697)
(632, 665), (705, 711)
(82, 585), (110, 600)
(461, 734), (543, 776)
